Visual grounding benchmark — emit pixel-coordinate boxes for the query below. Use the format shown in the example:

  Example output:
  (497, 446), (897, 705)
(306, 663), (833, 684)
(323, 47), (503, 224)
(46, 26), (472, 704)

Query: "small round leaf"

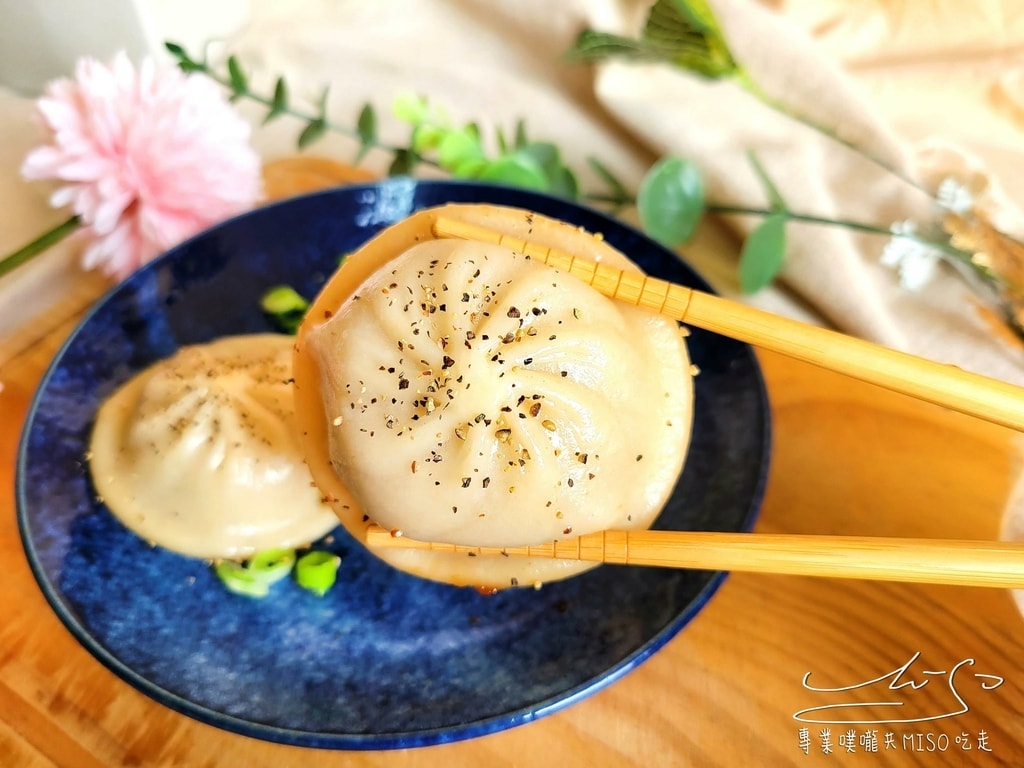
(637, 157), (706, 247)
(739, 213), (787, 293)
(477, 154), (548, 191)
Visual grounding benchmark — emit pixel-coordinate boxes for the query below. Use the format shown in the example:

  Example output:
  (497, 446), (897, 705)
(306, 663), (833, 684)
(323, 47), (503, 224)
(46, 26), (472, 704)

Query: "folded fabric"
(4, 0), (1024, 386)
(224, 0), (1024, 384)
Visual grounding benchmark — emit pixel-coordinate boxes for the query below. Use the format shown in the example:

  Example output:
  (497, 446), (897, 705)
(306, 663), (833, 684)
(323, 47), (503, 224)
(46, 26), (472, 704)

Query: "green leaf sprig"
(567, 0), (737, 79)
(160, 39), (971, 299)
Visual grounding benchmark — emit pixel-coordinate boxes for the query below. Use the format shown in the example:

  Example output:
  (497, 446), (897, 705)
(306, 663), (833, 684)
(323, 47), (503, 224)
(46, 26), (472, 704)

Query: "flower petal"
(22, 51), (260, 277)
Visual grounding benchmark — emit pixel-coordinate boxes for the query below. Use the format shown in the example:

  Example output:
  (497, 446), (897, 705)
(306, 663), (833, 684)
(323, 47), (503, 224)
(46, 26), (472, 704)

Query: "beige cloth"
(3, 1), (1024, 377)
(6, 0), (1024, 385)
(222, 0), (1024, 384)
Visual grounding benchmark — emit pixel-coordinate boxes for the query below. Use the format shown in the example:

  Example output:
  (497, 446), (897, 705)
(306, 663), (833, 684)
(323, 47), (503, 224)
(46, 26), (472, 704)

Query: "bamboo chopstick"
(431, 217), (1024, 432)
(365, 524), (1024, 588)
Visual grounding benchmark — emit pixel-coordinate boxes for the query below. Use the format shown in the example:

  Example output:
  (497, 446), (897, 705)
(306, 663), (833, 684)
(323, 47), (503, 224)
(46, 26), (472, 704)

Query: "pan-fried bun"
(293, 204), (694, 588)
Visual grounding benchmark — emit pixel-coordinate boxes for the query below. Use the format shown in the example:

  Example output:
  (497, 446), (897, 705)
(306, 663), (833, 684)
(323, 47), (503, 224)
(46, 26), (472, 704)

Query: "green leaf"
(546, 165), (580, 199)
(392, 92), (430, 124)
(298, 118), (327, 149)
(566, 0), (737, 79)
(164, 41), (187, 58)
(411, 124), (446, 153)
(451, 157), (489, 178)
(227, 55), (248, 96)
(738, 212), (787, 293)
(517, 142), (579, 199)
(164, 41), (206, 73)
(264, 76), (289, 123)
(514, 119), (529, 150)
(295, 551), (341, 596)
(667, 0), (719, 35)
(637, 156), (705, 247)
(587, 156), (630, 202)
(746, 150), (786, 212)
(565, 29), (676, 64)
(355, 103), (377, 162)
(517, 141), (558, 170)
(648, 0), (736, 78)
(437, 128), (485, 171)
(388, 148), (418, 176)
(478, 154), (549, 191)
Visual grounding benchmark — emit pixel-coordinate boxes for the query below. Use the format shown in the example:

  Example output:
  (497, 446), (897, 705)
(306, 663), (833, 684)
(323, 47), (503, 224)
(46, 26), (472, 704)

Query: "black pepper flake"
(523, 357), (533, 365)
(636, 454), (644, 462)
(529, 402), (541, 417)
(442, 355), (455, 369)
(461, 477), (471, 488)
(563, 526), (573, 535)
(482, 477), (491, 488)
(507, 306), (521, 318)
(398, 377), (410, 390)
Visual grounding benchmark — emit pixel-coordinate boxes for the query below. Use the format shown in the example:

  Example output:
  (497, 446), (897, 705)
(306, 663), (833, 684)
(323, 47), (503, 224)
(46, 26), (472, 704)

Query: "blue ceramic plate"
(17, 180), (769, 750)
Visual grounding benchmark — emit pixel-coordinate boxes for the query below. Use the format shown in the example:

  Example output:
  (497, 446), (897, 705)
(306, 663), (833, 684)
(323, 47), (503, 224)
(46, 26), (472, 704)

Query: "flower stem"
(195, 61), (444, 170)
(707, 202), (973, 259)
(732, 70), (930, 196)
(0, 215), (81, 280)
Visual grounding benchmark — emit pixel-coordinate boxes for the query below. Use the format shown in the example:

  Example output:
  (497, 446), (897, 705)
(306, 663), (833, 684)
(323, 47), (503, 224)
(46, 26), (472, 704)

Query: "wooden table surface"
(3, 167), (1024, 767)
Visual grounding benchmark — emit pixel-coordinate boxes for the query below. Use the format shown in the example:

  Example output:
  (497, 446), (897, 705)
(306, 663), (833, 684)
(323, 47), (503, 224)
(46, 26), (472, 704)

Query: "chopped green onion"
(295, 551), (341, 596)
(215, 560), (272, 598)
(260, 284), (309, 315)
(214, 548), (298, 597)
(248, 548), (296, 584)
(260, 285), (310, 334)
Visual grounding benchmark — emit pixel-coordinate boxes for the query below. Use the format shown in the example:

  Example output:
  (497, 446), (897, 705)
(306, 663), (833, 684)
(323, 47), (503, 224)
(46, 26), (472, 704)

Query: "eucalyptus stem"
(708, 203), (972, 261)
(0, 215), (80, 280)
(733, 70), (929, 197)
(185, 55), (443, 170)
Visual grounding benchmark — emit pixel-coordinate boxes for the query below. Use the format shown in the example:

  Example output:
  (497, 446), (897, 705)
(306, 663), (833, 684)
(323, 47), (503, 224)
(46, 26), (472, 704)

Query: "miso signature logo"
(793, 652), (1004, 725)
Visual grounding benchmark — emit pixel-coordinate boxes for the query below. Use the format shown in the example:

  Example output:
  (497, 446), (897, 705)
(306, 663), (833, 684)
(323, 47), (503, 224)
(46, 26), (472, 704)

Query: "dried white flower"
(936, 177), (974, 215)
(881, 220), (942, 291)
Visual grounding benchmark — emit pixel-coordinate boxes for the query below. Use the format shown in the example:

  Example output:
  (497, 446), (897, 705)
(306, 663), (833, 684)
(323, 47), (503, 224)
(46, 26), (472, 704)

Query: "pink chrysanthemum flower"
(22, 51), (262, 279)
